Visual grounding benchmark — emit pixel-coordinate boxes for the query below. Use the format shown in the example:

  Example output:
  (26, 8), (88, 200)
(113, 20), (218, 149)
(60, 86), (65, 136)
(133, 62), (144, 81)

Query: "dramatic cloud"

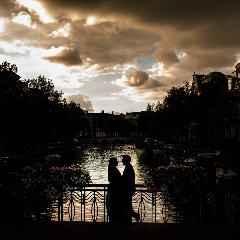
(65, 94), (94, 112)
(154, 49), (180, 68)
(1, 0), (240, 113)
(124, 71), (149, 87)
(43, 48), (83, 66)
(119, 71), (164, 90)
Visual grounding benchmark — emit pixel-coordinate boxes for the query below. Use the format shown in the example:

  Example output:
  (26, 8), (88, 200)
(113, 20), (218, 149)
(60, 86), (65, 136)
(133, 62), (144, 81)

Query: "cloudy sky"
(0, 0), (239, 114)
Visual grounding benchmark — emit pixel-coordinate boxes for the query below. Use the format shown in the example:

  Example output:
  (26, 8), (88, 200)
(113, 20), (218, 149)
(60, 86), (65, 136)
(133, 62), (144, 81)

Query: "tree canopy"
(0, 61), (85, 151)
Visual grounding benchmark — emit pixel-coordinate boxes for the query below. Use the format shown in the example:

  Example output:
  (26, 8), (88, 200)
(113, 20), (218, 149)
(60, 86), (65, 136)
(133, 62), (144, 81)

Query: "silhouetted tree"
(0, 61), (86, 150)
(23, 76), (63, 143)
(0, 61), (27, 150)
(152, 82), (197, 143)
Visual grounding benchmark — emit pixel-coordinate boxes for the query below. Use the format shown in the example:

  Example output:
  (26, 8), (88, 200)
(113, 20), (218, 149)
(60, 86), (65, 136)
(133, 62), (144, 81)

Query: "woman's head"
(109, 157), (118, 167)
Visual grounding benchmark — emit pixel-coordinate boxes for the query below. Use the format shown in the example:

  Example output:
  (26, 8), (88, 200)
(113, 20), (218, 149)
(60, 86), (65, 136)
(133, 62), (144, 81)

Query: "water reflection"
(75, 145), (148, 185)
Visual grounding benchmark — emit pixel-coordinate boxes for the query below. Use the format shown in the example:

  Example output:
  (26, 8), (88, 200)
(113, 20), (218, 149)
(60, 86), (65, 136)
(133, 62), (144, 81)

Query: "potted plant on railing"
(20, 165), (92, 221)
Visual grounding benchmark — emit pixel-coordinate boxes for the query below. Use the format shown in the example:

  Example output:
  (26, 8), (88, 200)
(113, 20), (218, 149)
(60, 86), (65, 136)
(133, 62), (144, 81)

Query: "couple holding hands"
(107, 154), (140, 225)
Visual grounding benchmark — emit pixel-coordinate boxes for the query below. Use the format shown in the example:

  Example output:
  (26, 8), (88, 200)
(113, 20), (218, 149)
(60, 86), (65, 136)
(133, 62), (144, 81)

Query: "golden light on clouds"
(1, 0), (240, 113)
(12, 12), (36, 28)
(86, 17), (96, 25)
(16, 0), (54, 23)
(149, 62), (164, 75)
(48, 23), (71, 38)
(0, 18), (5, 33)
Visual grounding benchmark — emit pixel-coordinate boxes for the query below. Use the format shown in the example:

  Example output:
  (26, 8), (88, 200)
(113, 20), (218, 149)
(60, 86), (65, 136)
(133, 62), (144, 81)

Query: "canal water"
(75, 144), (149, 185)
(54, 144), (166, 222)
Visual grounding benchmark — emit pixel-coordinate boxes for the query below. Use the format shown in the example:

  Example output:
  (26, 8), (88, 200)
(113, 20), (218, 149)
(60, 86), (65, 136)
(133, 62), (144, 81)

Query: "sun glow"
(86, 17), (96, 25)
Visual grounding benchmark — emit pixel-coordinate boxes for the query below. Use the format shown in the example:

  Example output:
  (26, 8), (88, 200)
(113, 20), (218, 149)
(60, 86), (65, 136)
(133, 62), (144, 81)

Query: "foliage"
(152, 82), (198, 141)
(0, 61), (86, 148)
(145, 164), (208, 202)
(21, 166), (92, 201)
(146, 103), (155, 111)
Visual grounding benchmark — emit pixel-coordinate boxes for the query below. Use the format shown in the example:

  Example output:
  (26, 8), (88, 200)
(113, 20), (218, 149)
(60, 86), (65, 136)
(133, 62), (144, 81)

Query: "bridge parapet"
(19, 184), (240, 225)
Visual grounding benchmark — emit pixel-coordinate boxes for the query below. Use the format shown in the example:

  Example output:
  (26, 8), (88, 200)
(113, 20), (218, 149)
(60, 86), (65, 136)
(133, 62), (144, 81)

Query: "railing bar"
(17, 184), (240, 224)
(83, 187), (86, 222)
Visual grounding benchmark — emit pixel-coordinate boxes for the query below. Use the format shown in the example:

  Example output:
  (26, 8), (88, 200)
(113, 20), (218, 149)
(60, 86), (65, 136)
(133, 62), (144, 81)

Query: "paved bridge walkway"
(1, 222), (239, 240)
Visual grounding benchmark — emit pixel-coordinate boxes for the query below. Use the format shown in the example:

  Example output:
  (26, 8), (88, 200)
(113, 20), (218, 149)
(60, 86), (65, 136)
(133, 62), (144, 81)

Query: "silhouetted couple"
(107, 155), (140, 225)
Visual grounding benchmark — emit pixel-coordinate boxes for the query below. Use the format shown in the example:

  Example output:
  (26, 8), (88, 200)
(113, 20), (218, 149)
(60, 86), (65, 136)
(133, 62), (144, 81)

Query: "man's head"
(122, 154), (131, 165)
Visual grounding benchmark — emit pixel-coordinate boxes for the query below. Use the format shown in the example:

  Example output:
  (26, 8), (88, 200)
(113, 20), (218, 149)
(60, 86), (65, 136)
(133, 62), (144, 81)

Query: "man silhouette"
(121, 154), (140, 224)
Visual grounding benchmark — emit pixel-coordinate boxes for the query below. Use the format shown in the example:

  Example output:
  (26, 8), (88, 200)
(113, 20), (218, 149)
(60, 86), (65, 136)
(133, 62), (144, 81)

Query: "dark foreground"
(1, 222), (240, 240)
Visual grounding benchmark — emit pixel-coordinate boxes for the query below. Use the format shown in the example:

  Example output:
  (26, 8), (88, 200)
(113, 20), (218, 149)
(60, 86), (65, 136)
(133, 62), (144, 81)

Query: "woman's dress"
(107, 166), (122, 223)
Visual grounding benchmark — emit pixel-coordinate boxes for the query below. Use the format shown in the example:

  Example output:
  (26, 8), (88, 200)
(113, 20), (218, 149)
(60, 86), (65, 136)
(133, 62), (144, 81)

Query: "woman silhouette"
(107, 157), (122, 224)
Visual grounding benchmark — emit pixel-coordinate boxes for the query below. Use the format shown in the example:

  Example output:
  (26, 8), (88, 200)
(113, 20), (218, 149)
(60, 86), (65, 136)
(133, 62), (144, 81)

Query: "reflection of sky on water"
(76, 145), (148, 184)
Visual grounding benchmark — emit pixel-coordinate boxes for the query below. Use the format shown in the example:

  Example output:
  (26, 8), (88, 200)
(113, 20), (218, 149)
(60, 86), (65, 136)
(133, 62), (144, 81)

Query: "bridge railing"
(20, 184), (240, 225)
